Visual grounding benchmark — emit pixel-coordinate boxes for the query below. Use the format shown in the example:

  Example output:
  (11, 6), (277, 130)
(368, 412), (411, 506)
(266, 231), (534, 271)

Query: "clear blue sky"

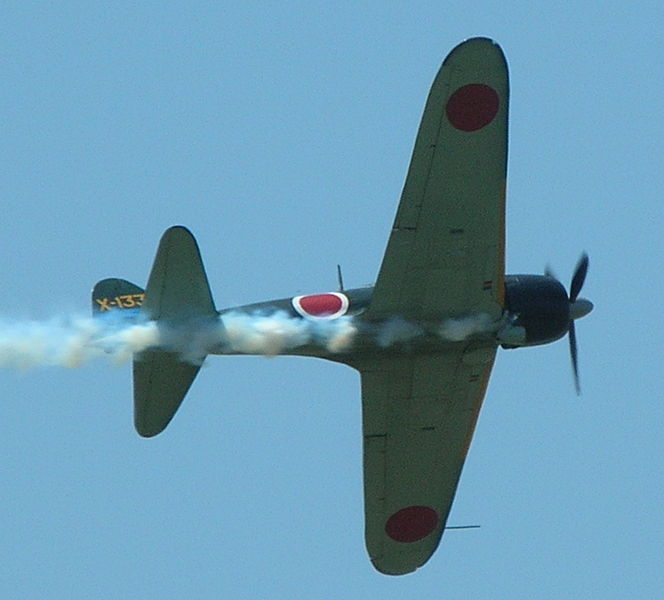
(1, 3), (662, 598)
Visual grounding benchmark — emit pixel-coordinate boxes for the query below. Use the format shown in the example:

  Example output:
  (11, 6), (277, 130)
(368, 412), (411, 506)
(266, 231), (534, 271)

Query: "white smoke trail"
(0, 316), (159, 370)
(96, 320), (161, 365)
(321, 317), (357, 353)
(219, 312), (312, 356)
(0, 310), (359, 370)
(0, 309), (496, 371)
(438, 313), (494, 342)
(376, 316), (424, 348)
(218, 311), (357, 356)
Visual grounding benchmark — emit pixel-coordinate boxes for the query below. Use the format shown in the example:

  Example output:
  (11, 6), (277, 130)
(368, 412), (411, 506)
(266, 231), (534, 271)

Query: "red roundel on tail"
(385, 506), (439, 543)
(446, 84), (499, 132)
(292, 292), (349, 320)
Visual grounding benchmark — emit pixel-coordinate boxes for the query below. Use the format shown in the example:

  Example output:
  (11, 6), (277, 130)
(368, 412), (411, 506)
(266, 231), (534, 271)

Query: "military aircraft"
(91, 37), (593, 575)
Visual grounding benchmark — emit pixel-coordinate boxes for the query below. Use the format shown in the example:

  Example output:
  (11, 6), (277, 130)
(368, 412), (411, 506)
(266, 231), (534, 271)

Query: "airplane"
(91, 37), (593, 575)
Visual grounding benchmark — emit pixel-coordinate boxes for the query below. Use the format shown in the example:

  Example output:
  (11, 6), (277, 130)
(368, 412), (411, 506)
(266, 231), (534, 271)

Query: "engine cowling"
(500, 275), (570, 347)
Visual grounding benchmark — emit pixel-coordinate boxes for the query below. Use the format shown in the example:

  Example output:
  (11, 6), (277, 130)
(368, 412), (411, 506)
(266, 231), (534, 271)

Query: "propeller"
(566, 253), (593, 394)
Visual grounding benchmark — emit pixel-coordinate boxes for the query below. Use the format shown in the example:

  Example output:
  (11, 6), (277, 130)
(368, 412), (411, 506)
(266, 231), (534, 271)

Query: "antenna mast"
(336, 264), (345, 291)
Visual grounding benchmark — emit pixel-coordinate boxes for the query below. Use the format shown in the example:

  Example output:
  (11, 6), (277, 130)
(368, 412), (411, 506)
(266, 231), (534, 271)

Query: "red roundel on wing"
(385, 506), (439, 543)
(294, 293), (347, 318)
(446, 84), (499, 132)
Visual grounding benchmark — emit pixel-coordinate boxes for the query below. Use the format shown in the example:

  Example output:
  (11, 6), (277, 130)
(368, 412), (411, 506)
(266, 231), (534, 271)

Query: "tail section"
(92, 278), (145, 315)
(94, 227), (218, 437)
(133, 226), (218, 437)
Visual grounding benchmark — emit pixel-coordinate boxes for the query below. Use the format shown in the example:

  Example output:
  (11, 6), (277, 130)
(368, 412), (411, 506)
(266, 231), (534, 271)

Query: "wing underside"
(366, 37), (508, 323)
(355, 37), (509, 574)
(357, 345), (496, 574)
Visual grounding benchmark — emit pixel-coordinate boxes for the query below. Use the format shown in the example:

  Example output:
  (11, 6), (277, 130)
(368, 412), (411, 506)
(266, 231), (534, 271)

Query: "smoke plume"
(438, 313), (494, 342)
(0, 311), (358, 370)
(217, 311), (357, 356)
(0, 310), (496, 370)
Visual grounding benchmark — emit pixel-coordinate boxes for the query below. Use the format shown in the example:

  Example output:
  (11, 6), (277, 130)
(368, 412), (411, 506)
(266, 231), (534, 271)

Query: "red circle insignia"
(385, 506), (439, 543)
(291, 292), (349, 320)
(446, 83), (500, 132)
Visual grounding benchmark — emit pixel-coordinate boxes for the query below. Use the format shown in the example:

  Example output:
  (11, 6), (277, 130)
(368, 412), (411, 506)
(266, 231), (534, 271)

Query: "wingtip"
(443, 36), (507, 70)
(464, 35), (498, 44)
(135, 422), (167, 438)
(161, 224), (195, 242)
(370, 558), (418, 577)
(450, 36), (501, 51)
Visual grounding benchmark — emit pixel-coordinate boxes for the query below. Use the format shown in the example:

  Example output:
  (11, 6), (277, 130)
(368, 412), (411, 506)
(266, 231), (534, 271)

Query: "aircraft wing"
(356, 345), (496, 574)
(365, 37), (508, 322)
(354, 38), (508, 574)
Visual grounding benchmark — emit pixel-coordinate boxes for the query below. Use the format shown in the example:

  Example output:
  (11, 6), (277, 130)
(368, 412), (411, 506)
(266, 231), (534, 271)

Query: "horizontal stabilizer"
(134, 350), (201, 437)
(134, 226), (217, 437)
(143, 226), (216, 321)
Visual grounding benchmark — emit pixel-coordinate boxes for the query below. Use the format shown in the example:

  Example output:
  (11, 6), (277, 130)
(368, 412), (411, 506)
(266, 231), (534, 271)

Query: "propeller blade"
(569, 321), (580, 395)
(544, 264), (557, 279)
(569, 253), (589, 302)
